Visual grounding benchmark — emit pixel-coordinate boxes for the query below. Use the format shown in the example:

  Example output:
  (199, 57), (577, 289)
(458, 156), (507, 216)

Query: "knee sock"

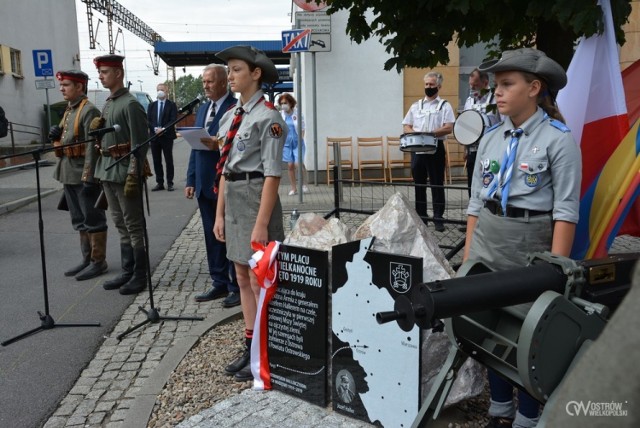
(245, 329), (253, 350)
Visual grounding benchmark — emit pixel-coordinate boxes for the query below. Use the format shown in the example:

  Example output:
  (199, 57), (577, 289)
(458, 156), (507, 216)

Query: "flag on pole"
(556, 0), (630, 259)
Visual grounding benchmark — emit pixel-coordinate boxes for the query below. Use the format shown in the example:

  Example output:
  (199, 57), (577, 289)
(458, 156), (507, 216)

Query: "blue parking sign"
(33, 50), (53, 77)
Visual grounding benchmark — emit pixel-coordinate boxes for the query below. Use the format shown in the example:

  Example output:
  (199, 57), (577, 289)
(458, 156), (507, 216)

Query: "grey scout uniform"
(54, 95), (107, 233)
(220, 90), (287, 264)
(467, 107), (581, 270)
(93, 88), (149, 249)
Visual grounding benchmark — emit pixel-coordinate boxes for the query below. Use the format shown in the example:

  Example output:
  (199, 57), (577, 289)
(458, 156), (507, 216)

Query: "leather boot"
(64, 231), (91, 276)
(103, 244), (134, 290)
(76, 231), (108, 281)
(119, 246), (148, 295)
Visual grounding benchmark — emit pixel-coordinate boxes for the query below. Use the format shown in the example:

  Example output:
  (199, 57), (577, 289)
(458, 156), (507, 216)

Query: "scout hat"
(216, 45), (279, 84)
(479, 48), (567, 92)
(93, 54), (125, 69)
(56, 69), (89, 83)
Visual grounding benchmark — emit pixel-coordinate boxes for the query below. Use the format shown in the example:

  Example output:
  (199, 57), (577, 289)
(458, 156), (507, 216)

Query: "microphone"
(178, 94), (204, 113)
(89, 124), (121, 137)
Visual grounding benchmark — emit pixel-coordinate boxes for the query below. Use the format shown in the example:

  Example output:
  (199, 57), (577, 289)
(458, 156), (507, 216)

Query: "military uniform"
(402, 96), (455, 224)
(220, 90), (287, 264)
(92, 55), (150, 294)
(52, 70), (108, 280)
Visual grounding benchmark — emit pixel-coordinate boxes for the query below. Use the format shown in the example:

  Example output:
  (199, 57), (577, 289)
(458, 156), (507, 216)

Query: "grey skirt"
(223, 177), (284, 265)
(468, 206), (553, 271)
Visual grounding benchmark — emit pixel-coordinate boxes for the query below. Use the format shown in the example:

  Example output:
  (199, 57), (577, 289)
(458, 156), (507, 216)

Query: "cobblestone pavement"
(41, 180), (640, 428)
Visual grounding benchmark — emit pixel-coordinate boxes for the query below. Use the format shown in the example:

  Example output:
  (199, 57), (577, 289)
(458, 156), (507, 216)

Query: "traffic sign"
(282, 29), (312, 53)
(32, 49), (53, 77)
(35, 79), (56, 90)
(309, 34), (331, 52)
(295, 11), (331, 34)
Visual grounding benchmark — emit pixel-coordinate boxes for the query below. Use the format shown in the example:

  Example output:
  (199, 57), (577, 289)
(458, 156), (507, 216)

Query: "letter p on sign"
(32, 49), (53, 77)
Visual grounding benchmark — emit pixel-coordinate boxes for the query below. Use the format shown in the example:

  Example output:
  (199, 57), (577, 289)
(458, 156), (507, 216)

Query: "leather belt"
(484, 200), (551, 218)
(224, 171), (264, 182)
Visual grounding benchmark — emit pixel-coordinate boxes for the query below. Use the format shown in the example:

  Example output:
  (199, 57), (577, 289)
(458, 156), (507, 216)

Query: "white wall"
(297, 9), (404, 173)
(0, 0), (80, 144)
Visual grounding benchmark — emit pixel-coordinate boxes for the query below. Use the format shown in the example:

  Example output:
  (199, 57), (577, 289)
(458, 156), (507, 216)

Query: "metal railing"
(2, 121), (46, 153)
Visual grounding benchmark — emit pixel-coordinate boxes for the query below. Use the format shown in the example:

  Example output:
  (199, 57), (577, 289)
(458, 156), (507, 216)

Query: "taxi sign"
(282, 29), (311, 53)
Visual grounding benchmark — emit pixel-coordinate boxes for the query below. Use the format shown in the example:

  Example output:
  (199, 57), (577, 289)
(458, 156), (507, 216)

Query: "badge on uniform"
(482, 172), (494, 187)
(524, 173), (539, 187)
(269, 123), (283, 138)
(237, 140), (246, 151)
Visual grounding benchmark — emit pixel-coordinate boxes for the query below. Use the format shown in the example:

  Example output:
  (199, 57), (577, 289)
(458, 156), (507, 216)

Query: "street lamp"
(137, 80), (143, 91)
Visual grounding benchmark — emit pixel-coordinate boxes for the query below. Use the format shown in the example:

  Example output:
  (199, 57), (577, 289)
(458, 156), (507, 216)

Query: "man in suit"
(147, 83), (178, 191)
(186, 64), (240, 307)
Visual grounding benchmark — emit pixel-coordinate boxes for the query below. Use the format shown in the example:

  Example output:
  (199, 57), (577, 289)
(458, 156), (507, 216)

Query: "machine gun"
(376, 251), (636, 427)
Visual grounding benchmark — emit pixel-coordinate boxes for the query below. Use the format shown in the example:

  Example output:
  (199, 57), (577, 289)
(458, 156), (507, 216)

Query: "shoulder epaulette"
(549, 119), (571, 133)
(485, 122), (502, 134)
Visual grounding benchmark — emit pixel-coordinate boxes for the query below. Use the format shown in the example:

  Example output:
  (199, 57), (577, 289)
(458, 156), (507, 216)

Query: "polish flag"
(556, 0), (630, 259)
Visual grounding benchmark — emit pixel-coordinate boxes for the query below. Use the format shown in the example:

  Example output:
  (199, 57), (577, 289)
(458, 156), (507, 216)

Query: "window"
(10, 48), (22, 77)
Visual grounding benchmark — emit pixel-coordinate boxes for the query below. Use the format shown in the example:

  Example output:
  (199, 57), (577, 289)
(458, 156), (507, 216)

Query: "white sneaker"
(288, 189), (297, 196)
(302, 185), (309, 193)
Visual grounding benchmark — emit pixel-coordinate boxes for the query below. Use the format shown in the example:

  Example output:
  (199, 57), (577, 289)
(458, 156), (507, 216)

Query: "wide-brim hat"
(479, 48), (567, 92)
(93, 54), (125, 69)
(216, 45), (279, 84)
(56, 69), (89, 83)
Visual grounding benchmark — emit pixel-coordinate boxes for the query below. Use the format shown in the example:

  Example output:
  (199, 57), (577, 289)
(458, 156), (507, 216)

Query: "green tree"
(321, 0), (633, 70)
(166, 74), (203, 107)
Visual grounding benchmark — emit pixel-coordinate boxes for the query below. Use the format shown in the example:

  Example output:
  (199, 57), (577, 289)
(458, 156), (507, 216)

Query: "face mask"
(281, 104), (290, 113)
(157, 90), (166, 99)
(425, 87), (438, 98)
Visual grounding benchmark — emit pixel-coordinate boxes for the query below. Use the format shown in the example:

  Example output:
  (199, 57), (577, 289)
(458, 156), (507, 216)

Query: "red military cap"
(93, 54), (125, 69)
(56, 69), (89, 83)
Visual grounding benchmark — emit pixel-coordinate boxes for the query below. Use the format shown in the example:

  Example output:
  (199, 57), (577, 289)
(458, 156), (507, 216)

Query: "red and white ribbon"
(249, 240), (280, 390)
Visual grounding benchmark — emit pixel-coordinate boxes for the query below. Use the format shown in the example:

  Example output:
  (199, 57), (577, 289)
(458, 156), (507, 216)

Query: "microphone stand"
(104, 104), (204, 341)
(1, 139), (101, 346)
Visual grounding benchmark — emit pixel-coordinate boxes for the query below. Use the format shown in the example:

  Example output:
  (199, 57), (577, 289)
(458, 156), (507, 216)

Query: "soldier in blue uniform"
(464, 48), (582, 428)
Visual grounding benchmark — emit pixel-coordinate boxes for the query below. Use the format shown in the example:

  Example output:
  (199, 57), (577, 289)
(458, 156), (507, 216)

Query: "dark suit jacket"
(186, 93), (238, 199)
(147, 98), (178, 140)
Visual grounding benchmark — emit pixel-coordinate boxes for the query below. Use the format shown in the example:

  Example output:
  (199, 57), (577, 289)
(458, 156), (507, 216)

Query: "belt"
(484, 200), (551, 218)
(224, 171), (264, 182)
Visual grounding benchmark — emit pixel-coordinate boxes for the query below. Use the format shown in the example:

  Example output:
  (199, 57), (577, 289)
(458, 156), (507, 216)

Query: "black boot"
(76, 231), (108, 281)
(103, 244), (134, 290)
(64, 231), (91, 276)
(119, 246), (147, 295)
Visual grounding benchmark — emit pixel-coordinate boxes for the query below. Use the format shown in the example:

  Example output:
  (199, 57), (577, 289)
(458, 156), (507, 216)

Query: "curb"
(0, 188), (60, 215)
(124, 307), (243, 427)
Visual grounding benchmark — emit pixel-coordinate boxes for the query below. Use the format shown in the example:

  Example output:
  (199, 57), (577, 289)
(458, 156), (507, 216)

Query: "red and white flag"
(249, 240), (281, 390)
(556, 0), (630, 259)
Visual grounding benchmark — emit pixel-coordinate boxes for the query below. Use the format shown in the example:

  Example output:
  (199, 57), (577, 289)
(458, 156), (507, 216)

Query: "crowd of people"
(50, 43), (582, 427)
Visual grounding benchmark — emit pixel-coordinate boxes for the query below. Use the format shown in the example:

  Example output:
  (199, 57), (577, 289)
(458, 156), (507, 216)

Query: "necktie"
(205, 102), (216, 129)
(214, 107), (245, 194)
(157, 101), (164, 126)
(488, 128), (523, 215)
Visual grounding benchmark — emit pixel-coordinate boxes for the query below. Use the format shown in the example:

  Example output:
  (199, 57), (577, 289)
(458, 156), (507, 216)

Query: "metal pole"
(296, 54), (303, 204)
(311, 52), (318, 186)
(44, 77), (52, 148)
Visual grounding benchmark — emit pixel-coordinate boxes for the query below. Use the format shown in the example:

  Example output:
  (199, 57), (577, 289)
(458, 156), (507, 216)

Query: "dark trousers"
(411, 140), (446, 220)
(466, 150), (477, 197)
(64, 183), (108, 233)
(197, 195), (239, 293)
(488, 370), (541, 419)
(150, 138), (174, 186)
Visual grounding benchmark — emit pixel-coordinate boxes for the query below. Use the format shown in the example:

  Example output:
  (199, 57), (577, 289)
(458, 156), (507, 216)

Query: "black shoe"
(103, 273), (133, 290)
(222, 292), (241, 308)
(76, 261), (108, 281)
(434, 222), (445, 232)
(194, 287), (227, 302)
(484, 416), (514, 428)
(234, 364), (253, 382)
(151, 184), (165, 191)
(64, 260), (90, 277)
(167, 184), (174, 191)
(225, 349), (250, 375)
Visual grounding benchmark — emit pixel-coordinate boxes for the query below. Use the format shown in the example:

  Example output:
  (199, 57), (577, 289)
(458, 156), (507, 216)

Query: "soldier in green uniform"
(50, 70), (108, 281)
(91, 55), (150, 295)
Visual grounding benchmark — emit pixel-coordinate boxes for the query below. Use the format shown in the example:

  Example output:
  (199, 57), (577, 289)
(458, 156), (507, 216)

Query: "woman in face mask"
(278, 93), (307, 196)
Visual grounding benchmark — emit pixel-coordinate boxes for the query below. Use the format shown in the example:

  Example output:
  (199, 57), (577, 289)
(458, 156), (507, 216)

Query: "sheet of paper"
(176, 127), (217, 151)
